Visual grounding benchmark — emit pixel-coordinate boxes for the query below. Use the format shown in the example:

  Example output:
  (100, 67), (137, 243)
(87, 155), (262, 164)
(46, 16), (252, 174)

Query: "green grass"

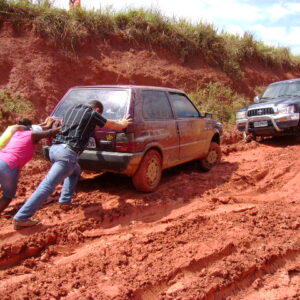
(223, 32), (296, 69)
(1, 0), (299, 80)
(0, 89), (33, 128)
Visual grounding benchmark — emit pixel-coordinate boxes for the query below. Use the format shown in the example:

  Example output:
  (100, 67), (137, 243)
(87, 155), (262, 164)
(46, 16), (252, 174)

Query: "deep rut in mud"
(0, 137), (300, 299)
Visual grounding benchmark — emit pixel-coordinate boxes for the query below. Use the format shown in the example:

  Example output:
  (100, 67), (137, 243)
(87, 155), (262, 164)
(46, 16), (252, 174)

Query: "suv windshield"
(53, 88), (130, 120)
(262, 81), (300, 99)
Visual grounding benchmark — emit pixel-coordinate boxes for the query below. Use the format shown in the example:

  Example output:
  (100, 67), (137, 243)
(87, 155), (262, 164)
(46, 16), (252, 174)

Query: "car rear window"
(53, 88), (130, 120)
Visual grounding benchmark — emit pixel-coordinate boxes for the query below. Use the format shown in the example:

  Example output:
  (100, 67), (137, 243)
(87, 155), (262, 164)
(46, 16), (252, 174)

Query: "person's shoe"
(13, 219), (40, 230)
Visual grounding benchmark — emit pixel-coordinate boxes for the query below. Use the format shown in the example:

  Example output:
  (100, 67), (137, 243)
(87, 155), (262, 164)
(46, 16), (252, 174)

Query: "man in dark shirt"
(13, 100), (131, 229)
(52, 100), (106, 153)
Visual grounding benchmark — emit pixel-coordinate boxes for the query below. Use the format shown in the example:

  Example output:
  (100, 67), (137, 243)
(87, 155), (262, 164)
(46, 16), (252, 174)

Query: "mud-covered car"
(236, 78), (300, 141)
(43, 85), (223, 192)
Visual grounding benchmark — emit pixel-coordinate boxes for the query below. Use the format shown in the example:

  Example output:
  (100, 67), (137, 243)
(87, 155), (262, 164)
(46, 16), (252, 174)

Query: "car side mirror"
(204, 112), (212, 119)
(253, 96), (260, 103)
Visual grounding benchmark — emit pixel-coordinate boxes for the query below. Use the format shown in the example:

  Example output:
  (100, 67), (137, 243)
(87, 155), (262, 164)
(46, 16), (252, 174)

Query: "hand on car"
(52, 126), (61, 134)
(119, 116), (133, 128)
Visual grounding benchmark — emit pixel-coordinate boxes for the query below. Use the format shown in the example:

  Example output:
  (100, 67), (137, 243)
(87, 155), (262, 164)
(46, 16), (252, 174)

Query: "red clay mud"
(0, 137), (300, 299)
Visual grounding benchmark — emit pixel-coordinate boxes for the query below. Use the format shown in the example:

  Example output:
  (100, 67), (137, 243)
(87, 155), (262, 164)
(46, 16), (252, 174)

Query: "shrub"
(0, 89), (33, 128)
(189, 82), (251, 126)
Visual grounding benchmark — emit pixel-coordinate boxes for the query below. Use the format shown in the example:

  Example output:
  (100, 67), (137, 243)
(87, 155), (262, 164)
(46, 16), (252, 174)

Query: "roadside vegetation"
(0, 89), (33, 127)
(1, 0), (299, 79)
(189, 83), (251, 126)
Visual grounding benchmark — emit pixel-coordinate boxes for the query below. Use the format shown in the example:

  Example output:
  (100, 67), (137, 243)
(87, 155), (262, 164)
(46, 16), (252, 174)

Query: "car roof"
(70, 85), (185, 93)
(270, 78), (300, 85)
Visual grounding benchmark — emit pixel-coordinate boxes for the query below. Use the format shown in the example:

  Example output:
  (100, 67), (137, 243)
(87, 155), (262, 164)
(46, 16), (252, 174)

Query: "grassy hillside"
(1, 1), (299, 77)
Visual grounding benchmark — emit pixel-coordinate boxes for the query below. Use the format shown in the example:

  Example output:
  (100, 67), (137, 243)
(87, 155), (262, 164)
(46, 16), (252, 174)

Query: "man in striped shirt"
(13, 100), (131, 229)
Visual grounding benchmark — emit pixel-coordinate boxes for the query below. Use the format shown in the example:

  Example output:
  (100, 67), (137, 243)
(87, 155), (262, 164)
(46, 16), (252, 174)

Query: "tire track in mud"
(0, 156), (238, 270)
(160, 242), (300, 300)
(228, 250), (300, 300)
(0, 196), (250, 270)
(0, 153), (252, 265)
(1, 199), (299, 299)
(129, 204), (300, 300)
(133, 242), (236, 299)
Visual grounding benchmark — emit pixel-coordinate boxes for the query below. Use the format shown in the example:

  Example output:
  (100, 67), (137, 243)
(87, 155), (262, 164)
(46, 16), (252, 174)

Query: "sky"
(53, 0), (300, 56)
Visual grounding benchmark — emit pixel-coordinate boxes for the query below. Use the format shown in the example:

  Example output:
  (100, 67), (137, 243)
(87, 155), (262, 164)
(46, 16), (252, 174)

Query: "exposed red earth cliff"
(1, 21), (300, 123)
(1, 21), (300, 300)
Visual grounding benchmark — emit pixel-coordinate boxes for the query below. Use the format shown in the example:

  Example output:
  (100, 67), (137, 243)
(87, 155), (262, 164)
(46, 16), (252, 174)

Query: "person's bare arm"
(10, 125), (26, 134)
(0, 125), (26, 149)
(104, 116), (132, 130)
(31, 127), (61, 144)
(38, 117), (55, 130)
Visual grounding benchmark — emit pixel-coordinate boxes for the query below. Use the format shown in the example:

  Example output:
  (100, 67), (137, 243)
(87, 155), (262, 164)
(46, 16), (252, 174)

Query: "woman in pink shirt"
(0, 120), (59, 215)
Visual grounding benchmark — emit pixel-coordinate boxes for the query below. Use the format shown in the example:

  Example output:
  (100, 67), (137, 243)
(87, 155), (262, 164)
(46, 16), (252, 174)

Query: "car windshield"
(53, 88), (130, 120)
(261, 81), (300, 99)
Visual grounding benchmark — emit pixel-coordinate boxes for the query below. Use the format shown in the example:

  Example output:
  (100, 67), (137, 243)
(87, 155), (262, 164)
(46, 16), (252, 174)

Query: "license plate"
(87, 137), (96, 148)
(253, 121), (268, 127)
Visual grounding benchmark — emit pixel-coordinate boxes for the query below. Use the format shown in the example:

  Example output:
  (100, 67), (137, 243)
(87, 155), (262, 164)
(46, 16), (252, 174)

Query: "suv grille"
(247, 107), (274, 117)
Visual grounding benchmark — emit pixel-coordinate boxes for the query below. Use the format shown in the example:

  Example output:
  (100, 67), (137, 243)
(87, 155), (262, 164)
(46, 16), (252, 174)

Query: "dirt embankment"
(1, 20), (300, 123)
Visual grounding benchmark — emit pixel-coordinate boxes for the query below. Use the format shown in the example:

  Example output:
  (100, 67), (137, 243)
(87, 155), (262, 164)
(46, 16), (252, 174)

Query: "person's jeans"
(14, 144), (81, 222)
(0, 159), (19, 199)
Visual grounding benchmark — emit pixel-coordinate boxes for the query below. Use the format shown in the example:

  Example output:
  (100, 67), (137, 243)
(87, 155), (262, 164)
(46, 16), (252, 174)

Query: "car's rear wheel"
(132, 150), (162, 192)
(199, 142), (221, 171)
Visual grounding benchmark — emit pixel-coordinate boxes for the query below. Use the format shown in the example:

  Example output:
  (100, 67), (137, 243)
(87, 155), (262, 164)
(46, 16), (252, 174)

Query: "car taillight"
(116, 132), (136, 152)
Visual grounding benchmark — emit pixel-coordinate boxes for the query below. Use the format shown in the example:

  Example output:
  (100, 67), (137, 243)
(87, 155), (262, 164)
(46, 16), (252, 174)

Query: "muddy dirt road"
(0, 137), (300, 300)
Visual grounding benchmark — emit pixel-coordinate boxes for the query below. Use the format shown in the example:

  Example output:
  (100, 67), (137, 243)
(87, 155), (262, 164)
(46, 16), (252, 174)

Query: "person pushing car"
(0, 118), (59, 216)
(13, 100), (132, 230)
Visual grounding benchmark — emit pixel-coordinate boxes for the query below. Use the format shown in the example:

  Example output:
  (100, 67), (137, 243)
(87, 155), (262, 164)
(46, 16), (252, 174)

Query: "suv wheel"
(132, 150), (162, 192)
(199, 142), (221, 171)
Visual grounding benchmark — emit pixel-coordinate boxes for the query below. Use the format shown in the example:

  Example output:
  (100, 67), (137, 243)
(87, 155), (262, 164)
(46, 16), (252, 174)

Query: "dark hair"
(88, 100), (103, 113)
(17, 118), (32, 128)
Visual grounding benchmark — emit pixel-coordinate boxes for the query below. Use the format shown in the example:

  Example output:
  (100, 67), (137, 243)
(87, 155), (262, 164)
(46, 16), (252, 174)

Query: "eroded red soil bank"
(1, 21), (300, 125)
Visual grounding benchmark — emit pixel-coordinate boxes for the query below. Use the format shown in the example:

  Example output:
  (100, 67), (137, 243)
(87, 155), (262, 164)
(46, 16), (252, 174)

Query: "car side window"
(142, 90), (173, 120)
(168, 93), (200, 118)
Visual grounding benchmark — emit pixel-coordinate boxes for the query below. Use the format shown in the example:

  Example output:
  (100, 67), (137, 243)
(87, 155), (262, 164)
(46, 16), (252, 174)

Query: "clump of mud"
(222, 128), (243, 145)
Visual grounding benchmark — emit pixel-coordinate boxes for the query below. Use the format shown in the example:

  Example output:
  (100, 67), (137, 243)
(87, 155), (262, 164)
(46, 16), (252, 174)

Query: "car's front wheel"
(199, 142), (221, 171)
(132, 149), (162, 192)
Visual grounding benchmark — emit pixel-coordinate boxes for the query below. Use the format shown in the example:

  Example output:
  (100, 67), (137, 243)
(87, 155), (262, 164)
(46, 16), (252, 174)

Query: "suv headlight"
(236, 110), (247, 120)
(277, 104), (296, 114)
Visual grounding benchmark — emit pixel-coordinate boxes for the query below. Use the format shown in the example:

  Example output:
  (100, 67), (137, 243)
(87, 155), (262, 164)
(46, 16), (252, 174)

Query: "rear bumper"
(42, 146), (143, 176)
